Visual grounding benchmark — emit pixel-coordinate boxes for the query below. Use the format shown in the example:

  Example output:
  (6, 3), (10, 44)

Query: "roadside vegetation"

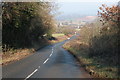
(2, 2), (57, 65)
(2, 2), (56, 49)
(57, 25), (76, 36)
(2, 2), (73, 65)
(63, 3), (120, 78)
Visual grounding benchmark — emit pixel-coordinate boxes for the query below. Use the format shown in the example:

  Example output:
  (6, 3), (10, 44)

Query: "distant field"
(52, 33), (64, 37)
(76, 29), (81, 31)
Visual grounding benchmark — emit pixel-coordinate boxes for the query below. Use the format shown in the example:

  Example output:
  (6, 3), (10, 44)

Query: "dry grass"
(52, 33), (64, 37)
(50, 34), (72, 44)
(63, 39), (119, 78)
(2, 34), (71, 65)
(2, 48), (35, 65)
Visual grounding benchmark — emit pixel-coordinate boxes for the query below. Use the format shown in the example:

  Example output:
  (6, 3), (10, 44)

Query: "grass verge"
(63, 39), (119, 79)
(2, 33), (70, 65)
(52, 33), (64, 37)
(2, 48), (35, 65)
(50, 33), (72, 44)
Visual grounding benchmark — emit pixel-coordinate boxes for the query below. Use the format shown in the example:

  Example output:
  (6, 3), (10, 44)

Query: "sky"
(55, 0), (119, 2)
(1, 0), (119, 21)
(55, 0), (119, 20)
(1, 0), (119, 2)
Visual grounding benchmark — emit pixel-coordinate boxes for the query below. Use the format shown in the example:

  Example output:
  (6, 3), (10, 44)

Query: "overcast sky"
(57, 1), (118, 16)
(55, 0), (119, 2)
(56, 1), (118, 20)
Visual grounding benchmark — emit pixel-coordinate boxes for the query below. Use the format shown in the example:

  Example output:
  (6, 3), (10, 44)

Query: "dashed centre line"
(43, 58), (49, 64)
(38, 66), (41, 68)
(25, 46), (55, 80)
(49, 53), (52, 57)
(25, 69), (38, 80)
(51, 50), (53, 53)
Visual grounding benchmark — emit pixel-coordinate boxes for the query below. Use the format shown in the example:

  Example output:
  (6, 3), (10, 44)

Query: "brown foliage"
(98, 4), (120, 25)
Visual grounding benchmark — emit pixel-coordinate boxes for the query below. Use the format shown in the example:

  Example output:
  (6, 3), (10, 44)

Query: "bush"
(2, 2), (56, 49)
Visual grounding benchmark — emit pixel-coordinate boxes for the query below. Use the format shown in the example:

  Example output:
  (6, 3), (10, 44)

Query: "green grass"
(76, 29), (81, 31)
(52, 33), (64, 37)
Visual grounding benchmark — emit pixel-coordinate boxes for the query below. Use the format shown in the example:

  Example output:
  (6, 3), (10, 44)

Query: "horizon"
(56, 2), (118, 21)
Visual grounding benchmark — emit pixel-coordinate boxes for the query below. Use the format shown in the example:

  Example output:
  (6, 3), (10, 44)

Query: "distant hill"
(57, 15), (97, 23)
(56, 14), (86, 21)
(77, 16), (97, 22)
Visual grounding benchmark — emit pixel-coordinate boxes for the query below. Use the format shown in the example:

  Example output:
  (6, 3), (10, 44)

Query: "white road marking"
(38, 66), (41, 68)
(25, 46), (55, 79)
(43, 58), (49, 64)
(49, 53), (52, 57)
(50, 47), (54, 57)
(25, 69), (38, 80)
(52, 50), (53, 53)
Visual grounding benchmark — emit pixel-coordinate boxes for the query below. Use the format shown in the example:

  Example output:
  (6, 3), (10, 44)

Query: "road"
(2, 35), (91, 79)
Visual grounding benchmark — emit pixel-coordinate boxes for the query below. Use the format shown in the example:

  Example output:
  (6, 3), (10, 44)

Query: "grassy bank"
(2, 33), (69, 65)
(52, 33), (64, 37)
(2, 48), (35, 65)
(2, 38), (48, 65)
(63, 39), (119, 78)
(50, 33), (72, 43)
(63, 6), (120, 78)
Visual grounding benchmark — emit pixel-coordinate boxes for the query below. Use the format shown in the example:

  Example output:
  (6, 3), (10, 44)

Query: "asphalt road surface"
(2, 35), (91, 79)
